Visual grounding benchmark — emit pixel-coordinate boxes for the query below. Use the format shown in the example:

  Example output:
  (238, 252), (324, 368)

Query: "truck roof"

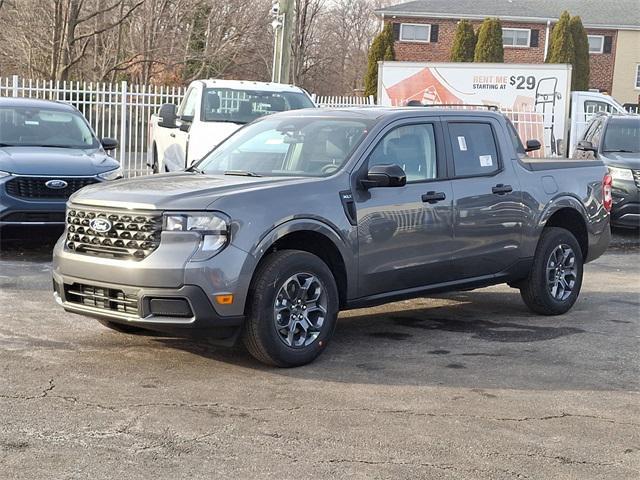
(195, 79), (308, 93)
(0, 97), (76, 111)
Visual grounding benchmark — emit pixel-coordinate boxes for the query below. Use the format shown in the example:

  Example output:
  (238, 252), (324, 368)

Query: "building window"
(588, 35), (604, 54)
(503, 28), (531, 47)
(635, 65), (640, 89)
(400, 23), (431, 43)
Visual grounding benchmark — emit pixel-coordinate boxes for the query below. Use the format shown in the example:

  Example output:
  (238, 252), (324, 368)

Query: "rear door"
(354, 118), (454, 297)
(444, 116), (524, 279)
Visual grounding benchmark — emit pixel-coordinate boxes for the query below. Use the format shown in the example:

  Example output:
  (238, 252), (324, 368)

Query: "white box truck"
(377, 61), (627, 156)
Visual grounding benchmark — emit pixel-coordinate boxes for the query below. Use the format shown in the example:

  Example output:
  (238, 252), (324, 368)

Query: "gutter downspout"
(544, 20), (551, 60)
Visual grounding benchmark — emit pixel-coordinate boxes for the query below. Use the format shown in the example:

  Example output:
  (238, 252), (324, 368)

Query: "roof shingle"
(376, 0), (640, 29)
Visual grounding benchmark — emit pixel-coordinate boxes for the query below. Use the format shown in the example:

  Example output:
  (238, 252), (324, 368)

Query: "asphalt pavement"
(0, 227), (638, 479)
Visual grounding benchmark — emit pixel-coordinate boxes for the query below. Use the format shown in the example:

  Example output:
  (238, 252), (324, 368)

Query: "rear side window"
(448, 123), (499, 177)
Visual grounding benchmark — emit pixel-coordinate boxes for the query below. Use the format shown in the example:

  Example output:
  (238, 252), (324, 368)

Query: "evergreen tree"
(364, 23), (395, 98)
(450, 20), (476, 62)
(570, 15), (590, 91)
(474, 18), (504, 62)
(546, 11), (575, 65)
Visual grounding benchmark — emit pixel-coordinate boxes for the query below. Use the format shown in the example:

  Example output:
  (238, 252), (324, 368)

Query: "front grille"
(64, 283), (139, 316)
(632, 170), (640, 190)
(0, 211), (65, 223)
(5, 176), (98, 199)
(65, 207), (162, 260)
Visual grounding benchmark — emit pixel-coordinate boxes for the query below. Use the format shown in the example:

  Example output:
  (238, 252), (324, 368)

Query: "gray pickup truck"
(52, 107), (611, 366)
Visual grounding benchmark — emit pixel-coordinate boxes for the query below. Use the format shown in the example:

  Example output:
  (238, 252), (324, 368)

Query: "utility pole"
(271, 0), (294, 84)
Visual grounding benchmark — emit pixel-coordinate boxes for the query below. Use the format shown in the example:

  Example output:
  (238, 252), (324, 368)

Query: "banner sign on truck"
(378, 62), (572, 156)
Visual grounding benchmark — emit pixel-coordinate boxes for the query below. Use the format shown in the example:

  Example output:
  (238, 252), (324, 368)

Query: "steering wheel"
(320, 163), (339, 175)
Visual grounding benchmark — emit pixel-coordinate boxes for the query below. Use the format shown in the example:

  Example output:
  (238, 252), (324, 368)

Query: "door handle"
(169, 133), (176, 138)
(422, 191), (446, 204)
(492, 184), (513, 195)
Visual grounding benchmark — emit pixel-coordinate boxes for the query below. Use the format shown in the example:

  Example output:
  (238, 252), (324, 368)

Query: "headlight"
(608, 166), (634, 181)
(163, 212), (229, 260)
(0, 170), (10, 178)
(98, 167), (123, 181)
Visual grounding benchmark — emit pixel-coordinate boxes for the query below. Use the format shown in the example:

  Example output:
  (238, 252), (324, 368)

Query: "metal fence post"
(12, 75), (19, 97)
(119, 81), (128, 167)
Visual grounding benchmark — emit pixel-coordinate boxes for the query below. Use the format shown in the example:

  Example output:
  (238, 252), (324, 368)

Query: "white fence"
(0, 75), (185, 176)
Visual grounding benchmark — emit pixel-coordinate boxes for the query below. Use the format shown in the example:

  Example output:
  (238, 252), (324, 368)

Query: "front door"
(354, 120), (454, 297)
(164, 86), (199, 171)
(443, 118), (524, 279)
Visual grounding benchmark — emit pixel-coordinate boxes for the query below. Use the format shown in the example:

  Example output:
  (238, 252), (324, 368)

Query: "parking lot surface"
(1, 229), (639, 479)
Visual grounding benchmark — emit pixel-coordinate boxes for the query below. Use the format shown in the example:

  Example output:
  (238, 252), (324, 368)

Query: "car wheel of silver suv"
(242, 250), (339, 367)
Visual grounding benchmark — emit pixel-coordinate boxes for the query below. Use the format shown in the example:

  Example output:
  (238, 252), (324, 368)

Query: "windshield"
(197, 116), (372, 177)
(201, 88), (315, 124)
(603, 119), (640, 153)
(0, 106), (99, 149)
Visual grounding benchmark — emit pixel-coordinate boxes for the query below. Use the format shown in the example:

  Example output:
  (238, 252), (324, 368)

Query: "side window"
(584, 100), (612, 116)
(178, 88), (198, 119)
(583, 119), (599, 141)
(448, 123), (499, 177)
(506, 119), (525, 155)
(591, 120), (605, 147)
(368, 123), (438, 182)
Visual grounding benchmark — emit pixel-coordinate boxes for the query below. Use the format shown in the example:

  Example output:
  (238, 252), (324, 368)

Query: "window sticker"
(457, 136), (468, 151)
(479, 155), (493, 167)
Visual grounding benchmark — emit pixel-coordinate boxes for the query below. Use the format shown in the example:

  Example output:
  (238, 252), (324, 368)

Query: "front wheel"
(242, 250), (339, 367)
(520, 227), (584, 315)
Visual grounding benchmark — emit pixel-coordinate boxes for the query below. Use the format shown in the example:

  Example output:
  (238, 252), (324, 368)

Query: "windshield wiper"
(209, 119), (248, 125)
(603, 149), (636, 153)
(224, 170), (262, 177)
(187, 165), (205, 174)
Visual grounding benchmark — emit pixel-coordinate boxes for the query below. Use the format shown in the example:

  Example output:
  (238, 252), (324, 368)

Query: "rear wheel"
(520, 227), (584, 315)
(242, 250), (339, 367)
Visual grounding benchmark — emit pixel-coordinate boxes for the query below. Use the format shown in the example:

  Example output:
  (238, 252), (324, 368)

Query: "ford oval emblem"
(89, 218), (112, 233)
(45, 179), (68, 189)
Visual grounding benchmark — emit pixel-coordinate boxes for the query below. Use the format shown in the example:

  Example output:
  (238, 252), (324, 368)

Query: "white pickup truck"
(148, 79), (316, 172)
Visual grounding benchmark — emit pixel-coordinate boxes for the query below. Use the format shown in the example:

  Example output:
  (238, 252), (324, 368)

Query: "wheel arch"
(246, 219), (355, 310)
(539, 201), (589, 260)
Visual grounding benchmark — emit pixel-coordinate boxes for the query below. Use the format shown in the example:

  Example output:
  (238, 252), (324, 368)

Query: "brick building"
(375, 0), (640, 103)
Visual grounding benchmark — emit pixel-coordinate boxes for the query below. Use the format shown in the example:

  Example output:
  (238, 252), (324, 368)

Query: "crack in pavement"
(1, 387), (639, 428)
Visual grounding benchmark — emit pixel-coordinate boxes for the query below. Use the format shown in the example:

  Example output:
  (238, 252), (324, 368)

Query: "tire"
(242, 250), (339, 367)
(97, 319), (150, 335)
(520, 227), (584, 315)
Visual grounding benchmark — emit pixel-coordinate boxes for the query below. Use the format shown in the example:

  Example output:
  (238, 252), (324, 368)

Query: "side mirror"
(525, 139), (541, 152)
(158, 103), (178, 129)
(361, 164), (407, 189)
(577, 140), (597, 153)
(101, 137), (118, 151)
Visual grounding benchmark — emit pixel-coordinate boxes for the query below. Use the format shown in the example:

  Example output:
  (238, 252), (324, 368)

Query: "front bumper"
(52, 270), (244, 335)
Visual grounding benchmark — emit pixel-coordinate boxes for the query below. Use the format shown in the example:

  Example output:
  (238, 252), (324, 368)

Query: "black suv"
(575, 113), (640, 228)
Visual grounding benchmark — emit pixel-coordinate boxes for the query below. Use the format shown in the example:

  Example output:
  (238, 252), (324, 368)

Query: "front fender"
(237, 217), (357, 308)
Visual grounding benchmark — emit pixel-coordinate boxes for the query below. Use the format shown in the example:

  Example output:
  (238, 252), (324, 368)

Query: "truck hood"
(70, 172), (308, 210)
(601, 152), (640, 170)
(0, 146), (119, 176)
